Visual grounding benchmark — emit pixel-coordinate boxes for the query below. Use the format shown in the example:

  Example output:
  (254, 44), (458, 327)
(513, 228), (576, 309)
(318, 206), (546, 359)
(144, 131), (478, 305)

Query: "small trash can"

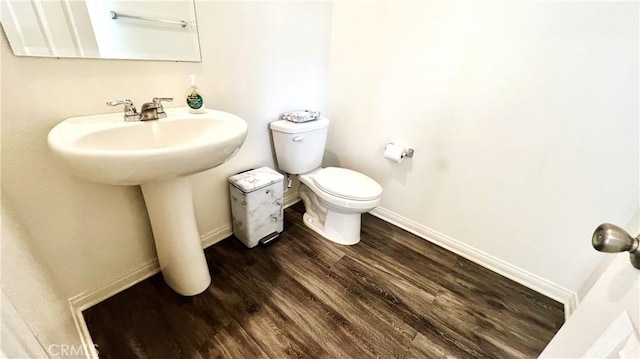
(228, 167), (284, 248)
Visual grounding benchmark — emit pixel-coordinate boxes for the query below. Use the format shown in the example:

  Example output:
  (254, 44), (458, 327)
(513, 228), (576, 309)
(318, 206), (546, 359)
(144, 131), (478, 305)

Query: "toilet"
(270, 117), (382, 245)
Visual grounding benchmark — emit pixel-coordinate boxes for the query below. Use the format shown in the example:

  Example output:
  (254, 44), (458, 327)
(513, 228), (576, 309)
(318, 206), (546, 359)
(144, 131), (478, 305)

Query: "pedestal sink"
(48, 107), (248, 295)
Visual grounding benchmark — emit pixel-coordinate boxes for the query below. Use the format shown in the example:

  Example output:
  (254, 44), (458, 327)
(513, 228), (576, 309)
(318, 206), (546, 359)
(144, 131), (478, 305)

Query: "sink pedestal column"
(141, 177), (211, 296)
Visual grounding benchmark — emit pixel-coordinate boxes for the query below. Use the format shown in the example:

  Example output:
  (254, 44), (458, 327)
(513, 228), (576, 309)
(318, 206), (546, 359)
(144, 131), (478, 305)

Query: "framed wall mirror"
(1, 0), (201, 62)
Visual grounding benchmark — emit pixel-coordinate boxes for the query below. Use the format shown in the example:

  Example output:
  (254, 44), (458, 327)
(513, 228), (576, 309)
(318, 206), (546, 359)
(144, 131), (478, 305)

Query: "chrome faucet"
(107, 97), (173, 121)
(140, 97), (173, 120)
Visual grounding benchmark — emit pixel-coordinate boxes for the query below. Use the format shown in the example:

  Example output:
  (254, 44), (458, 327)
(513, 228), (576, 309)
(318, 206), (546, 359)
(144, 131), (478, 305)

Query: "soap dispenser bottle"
(186, 75), (205, 113)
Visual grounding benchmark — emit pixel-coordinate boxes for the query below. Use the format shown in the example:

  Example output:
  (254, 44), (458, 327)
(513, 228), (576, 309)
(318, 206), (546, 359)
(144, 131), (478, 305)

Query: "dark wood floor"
(84, 202), (564, 359)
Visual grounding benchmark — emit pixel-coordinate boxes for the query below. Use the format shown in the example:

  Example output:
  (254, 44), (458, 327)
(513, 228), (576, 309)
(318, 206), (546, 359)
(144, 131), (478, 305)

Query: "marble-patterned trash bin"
(228, 167), (284, 248)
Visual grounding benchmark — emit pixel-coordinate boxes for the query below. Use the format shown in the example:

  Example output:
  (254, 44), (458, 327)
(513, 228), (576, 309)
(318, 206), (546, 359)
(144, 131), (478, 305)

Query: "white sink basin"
(47, 107), (248, 296)
(48, 107), (248, 185)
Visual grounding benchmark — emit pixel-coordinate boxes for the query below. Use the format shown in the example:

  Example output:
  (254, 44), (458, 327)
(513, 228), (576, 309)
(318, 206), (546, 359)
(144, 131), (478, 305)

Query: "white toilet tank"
(270, 117), (329, 174)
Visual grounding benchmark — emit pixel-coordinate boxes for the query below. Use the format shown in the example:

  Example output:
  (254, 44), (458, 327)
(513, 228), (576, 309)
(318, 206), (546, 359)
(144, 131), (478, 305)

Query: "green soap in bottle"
(186, 75), (205, 113)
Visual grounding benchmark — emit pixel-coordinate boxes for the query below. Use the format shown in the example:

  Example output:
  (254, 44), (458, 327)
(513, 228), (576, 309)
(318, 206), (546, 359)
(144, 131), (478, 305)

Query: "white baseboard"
(70, 197), (575, 359)
(68, 227), (234, 358)
(369, 206), (578, 320)
(201, 224), (233, 248)
(68, 257), (158, 359)
(283, 191), (300, 208)
(69, 196), (302, 358)
(70, 196), (299, 311)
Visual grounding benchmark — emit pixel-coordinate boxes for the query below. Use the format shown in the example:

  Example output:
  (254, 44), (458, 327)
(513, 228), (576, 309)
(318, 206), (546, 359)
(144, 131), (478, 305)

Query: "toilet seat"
(313, 167), (382, 201)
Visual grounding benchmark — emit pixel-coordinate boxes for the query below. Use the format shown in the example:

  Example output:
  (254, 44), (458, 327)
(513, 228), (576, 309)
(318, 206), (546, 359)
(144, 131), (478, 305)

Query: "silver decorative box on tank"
(228, 167), (284, 248)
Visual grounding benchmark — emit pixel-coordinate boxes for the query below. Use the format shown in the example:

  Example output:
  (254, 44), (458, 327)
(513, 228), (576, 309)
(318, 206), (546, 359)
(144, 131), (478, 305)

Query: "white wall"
(1, 0), (332, 347)
(1, 200), (81, 355)
(326, 2), (639, 294)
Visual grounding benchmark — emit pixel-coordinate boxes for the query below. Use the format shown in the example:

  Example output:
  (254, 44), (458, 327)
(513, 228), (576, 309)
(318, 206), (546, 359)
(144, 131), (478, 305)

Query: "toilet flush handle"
(293, 136), (304, 142)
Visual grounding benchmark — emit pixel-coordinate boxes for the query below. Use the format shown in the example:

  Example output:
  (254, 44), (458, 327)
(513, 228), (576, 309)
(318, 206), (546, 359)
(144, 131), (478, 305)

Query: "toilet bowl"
(298, 167), (381, 245)
(269, 117), (383, 245)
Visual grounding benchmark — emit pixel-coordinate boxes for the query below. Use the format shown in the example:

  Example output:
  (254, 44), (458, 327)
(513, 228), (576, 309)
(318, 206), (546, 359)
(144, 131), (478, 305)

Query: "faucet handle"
(152, 97), (173, 118)
(107, 99), (135, 109)
(107, 99), (139, 121)
(153, 97), (173, 104)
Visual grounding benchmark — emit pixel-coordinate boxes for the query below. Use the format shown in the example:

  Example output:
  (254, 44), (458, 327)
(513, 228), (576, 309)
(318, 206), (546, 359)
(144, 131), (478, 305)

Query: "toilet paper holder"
(404, 148), (415, 158)
(385, 143), (414, 158)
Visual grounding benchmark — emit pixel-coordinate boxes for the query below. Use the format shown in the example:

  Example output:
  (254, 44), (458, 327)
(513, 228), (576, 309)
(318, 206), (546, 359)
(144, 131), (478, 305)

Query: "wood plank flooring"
(84, 203), (564, 358)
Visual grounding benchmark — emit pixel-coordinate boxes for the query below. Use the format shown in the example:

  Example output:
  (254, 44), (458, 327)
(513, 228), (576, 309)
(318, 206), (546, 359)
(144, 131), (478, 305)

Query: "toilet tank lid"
(270, 117), (330, 134)
(229, 167), (284, 193)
